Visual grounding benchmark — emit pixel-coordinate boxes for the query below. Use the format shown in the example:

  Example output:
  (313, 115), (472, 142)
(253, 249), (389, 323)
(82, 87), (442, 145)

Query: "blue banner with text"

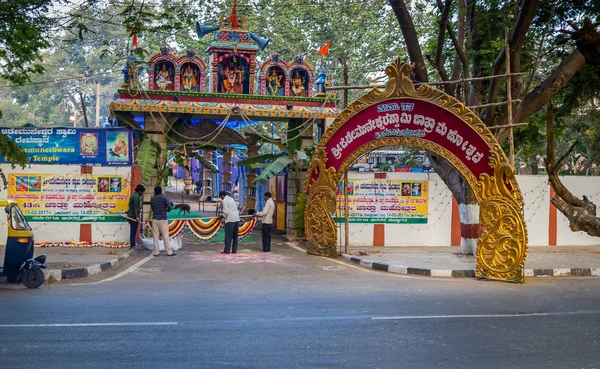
(0, 127), (132, 166)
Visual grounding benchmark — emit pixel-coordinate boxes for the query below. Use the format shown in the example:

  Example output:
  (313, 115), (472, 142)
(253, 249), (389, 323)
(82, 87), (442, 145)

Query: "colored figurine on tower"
(156, 64), (172, 90)
(291, 71), (306, 96)
(182, 65), (198, 91)
(267, 69), (283, 96)
(221, 63), (244, 94)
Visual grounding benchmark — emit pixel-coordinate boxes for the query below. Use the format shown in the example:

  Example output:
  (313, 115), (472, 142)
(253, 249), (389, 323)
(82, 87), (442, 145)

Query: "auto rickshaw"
(0, 199), (46, 288)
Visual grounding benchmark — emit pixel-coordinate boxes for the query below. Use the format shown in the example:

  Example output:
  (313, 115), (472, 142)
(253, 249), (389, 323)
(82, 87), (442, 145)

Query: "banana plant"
(238, 131), (312, 186)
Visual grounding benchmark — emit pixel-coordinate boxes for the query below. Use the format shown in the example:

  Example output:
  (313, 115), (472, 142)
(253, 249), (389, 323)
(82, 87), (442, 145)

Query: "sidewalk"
(0, 245), (137, 282)
(341, 245), (600, 278)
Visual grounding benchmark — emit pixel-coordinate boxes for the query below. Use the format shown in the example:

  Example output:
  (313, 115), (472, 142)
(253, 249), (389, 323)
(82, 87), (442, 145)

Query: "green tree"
(389, 0), (600, 242)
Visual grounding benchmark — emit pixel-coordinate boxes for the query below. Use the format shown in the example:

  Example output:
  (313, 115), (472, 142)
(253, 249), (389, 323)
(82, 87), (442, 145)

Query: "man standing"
(127, 184), (145, 249)
(150, 186), (175, 256)
(219, 190), (240, 254)
(255, 192), (274, 252)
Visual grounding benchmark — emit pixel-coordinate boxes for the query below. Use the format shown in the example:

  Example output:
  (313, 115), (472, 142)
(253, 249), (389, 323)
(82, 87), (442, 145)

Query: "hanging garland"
(186, 217), (223, 242)
(34, 217), (259, 247)
(238, 217), (257, 239)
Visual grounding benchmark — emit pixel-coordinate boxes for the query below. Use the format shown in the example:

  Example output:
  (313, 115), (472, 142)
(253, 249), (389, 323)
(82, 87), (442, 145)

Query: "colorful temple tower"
(111, 1), (337, 235)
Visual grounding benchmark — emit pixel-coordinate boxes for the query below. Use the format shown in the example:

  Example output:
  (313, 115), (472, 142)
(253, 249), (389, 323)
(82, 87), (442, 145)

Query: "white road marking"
(71, 253), (155, 286)
(371, 311), (600, 320)
(0, 322), (178, 328)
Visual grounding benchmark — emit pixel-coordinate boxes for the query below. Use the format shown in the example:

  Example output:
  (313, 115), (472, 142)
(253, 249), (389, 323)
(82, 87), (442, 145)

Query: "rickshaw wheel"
(22, 267), (45, 289)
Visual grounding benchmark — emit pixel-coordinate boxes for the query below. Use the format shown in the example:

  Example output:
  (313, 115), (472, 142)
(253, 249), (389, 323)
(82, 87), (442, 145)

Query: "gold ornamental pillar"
(244, 145), (259, 212)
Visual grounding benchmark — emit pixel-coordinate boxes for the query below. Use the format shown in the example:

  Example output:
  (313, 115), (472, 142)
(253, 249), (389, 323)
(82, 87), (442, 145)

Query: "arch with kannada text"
(303, 61), (528, 283)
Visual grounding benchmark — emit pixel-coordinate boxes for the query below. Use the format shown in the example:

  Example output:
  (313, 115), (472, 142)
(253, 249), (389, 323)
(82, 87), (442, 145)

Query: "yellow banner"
(336, 179), (428, 223)
(8, 174), (130, 222)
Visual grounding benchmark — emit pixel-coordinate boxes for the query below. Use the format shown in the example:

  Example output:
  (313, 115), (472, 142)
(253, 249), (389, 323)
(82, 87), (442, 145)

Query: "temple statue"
(221, 64), (244, 94)
(156, 64), (172, 90)
(266, 69), (283, 96)
(182, 65), (198, 91)
(291, 71), (306, 96)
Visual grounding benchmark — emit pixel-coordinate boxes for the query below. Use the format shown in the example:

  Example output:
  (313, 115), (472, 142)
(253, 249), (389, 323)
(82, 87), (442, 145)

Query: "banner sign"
(322, 98), (492, 180)
(335, 179), (428, 224)
(7, 174), (129, 222)
(0, 127), (132, 166)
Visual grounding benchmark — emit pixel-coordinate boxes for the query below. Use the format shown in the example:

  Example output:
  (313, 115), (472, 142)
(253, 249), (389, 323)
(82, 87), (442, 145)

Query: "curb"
(342, 255), (600, 279)
(42, 249), (135, 282)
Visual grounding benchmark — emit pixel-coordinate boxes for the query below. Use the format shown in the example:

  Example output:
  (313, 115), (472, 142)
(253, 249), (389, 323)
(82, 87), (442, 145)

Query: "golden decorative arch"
(303, 61), (528, 283)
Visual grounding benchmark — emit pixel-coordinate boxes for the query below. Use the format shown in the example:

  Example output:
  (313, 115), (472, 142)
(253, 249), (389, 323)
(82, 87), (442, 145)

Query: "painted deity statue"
(221, 64), (244, 94)
(156, 64), (172, 90)
(182, 65), (197, 91)
(267, 69), (283, 96)
(291, 71), (306, 96)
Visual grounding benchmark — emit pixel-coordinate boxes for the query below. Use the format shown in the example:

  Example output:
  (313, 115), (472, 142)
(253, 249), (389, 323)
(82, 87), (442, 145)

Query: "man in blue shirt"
(150, 186), (175, 256)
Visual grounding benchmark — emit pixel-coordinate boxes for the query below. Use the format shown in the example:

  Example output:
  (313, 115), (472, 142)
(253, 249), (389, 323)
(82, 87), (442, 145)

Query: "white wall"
(518, 176), (550, 246)
(0, 164), (131, 245)
(340, 173), (600, 247)
(556, 176), (600, 245)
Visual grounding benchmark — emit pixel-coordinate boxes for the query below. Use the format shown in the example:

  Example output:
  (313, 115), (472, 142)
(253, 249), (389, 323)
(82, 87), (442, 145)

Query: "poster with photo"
(335, 179), (429, 224)
(8, 174), (129, 222)
(106, 131), (130, 163)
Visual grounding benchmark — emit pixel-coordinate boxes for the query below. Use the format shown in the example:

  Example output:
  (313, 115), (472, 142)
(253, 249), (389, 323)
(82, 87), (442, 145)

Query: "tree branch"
(485, 0), (540, 126)
(434, 0), (452, 71)
(496, 49), (586, 143)
(545, 102), (600, 236)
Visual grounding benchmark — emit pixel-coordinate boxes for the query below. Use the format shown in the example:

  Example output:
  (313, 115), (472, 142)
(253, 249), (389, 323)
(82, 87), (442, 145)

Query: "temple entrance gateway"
(303, 61), (528, 283)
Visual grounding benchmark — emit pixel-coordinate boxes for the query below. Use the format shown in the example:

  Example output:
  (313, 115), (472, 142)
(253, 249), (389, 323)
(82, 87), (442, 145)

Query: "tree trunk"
(429, 154), (479, 254)
(545, 102), (600, 236)
(389, 0), (428, 82)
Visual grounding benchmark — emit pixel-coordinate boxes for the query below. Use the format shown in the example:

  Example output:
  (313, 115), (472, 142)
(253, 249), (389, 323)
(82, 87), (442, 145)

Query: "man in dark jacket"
(127, 184), (145, 249)
(150, 186), (175, 256)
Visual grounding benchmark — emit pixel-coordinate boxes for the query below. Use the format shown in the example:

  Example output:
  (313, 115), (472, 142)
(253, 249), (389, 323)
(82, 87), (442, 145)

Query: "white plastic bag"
(141, 236), (182, 251)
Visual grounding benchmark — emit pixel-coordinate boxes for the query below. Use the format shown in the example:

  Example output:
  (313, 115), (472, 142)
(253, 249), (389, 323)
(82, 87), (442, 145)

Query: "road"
(1, 239), (599, 369)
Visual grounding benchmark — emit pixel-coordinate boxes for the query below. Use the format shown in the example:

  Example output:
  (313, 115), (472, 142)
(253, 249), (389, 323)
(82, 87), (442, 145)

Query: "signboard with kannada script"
(335, 179), (428, 224)
(7, 174), (129, 222)
(0, 127), (132, 166)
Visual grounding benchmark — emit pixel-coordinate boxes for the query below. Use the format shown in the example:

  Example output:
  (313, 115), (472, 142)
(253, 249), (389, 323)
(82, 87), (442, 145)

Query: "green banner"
(334, 217), (428, 224)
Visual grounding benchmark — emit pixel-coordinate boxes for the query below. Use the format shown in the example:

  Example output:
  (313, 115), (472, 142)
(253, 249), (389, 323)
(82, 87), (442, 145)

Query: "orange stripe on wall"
(373, 224), (385, 247)
(549, 186), (557, 246)
(80, 224), (92, 243)
(450, 196), (461, 246)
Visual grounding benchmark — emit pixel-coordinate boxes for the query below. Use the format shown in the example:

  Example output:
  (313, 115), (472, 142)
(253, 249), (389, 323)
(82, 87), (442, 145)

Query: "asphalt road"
(1, 239), (599, 369)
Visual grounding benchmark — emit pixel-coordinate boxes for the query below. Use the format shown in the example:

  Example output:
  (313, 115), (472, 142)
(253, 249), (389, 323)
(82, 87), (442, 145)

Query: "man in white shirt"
(255, 192), (275, 252)
(219, 190), (240, 254)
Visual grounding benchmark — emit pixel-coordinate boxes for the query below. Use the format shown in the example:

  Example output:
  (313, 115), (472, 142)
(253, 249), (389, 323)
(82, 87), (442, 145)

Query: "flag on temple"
(317, 40), (332, 57)
(132, 33), (138, 48)
(230, 0), (239, 29)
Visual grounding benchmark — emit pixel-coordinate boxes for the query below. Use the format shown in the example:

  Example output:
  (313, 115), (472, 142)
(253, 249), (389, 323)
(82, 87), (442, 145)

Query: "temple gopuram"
(110, 1), (339, 235)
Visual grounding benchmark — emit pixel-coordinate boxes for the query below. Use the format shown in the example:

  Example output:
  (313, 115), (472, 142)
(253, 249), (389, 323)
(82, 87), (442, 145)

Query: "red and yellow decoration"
(148, 217), (258, 242)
